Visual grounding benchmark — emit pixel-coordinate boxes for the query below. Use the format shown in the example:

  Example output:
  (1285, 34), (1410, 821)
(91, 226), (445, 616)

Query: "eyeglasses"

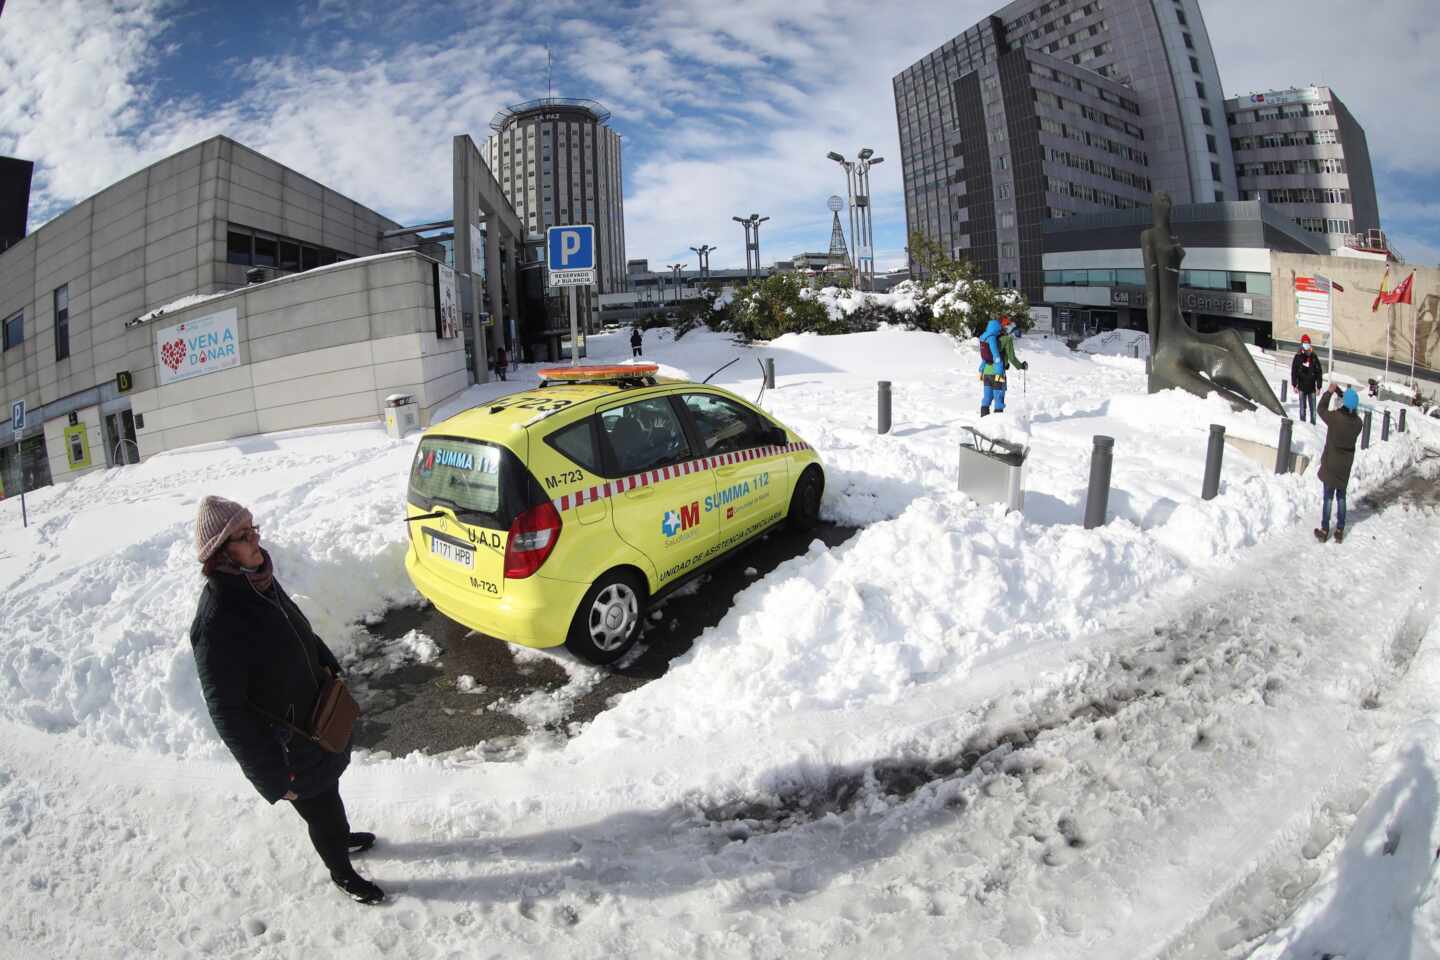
(227, 525), (261, 544)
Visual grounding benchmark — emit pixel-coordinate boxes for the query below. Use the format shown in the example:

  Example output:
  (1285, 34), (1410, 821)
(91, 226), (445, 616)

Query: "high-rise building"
(1225, 86), (1381, 252)
(894, 0), (1237, 301)
(485, 98), (627, 293)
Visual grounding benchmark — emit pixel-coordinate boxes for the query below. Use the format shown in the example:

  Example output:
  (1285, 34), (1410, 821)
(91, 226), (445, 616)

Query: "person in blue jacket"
(978, 318), (1007, 416)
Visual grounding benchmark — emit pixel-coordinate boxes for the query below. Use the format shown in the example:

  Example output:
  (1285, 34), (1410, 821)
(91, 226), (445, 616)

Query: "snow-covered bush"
(714, 234), (1028, 341)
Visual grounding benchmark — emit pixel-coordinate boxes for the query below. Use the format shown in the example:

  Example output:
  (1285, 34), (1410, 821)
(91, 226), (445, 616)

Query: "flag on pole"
(1371, 267), (1391, 311)
(1389, 271), (1415, 306)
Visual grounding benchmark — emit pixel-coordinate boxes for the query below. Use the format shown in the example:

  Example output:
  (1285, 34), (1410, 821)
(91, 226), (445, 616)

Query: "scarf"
(209, 546), (276, 594)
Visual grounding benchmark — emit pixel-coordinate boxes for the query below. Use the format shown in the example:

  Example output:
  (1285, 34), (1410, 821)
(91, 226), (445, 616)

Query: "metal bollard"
(1362, 409), (1372, 449)
(877, 380), (892, 435)
(1399, 408), (1407, 433)
(1201, 424), (1225, 501)
(764, 358), (775, 389)
(1280, 380), (1288, 403)
(1382, 410), (1391, 441)
(1275, 418), (1293, 475)
(1083, 436), (1114, 530)
(1131, 343), (1140, 359)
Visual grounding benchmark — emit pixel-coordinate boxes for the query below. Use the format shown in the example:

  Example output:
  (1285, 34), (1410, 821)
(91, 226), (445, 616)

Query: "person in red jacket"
(1290, 334), (1324, 424)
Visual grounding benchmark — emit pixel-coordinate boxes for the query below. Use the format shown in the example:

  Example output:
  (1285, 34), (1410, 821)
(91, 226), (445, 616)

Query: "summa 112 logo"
(661, 501), (700, 538)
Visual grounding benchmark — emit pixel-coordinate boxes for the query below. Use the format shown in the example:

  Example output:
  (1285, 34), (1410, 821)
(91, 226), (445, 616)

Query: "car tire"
(565, 569), (646, 665)
(787, 466), (824, 532)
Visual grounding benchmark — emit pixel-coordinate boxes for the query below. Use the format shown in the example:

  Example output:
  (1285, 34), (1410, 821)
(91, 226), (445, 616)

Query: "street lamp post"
(668, 263), (685, 305)
(731, 215), (769, 282)
(827, 149), (884, 291)
(689, 244), (716, 282)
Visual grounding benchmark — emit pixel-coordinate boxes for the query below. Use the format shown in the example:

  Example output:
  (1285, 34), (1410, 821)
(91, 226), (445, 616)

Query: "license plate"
(429, 535), (474, 569)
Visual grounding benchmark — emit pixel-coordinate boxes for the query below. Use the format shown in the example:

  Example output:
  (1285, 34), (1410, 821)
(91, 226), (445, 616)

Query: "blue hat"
(1342, 387), (1359, 412)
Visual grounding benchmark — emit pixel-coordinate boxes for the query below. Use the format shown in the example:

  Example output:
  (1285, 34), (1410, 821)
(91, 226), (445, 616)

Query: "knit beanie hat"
(1343, 387), (1359, 412)
(195, 496), (253, 564)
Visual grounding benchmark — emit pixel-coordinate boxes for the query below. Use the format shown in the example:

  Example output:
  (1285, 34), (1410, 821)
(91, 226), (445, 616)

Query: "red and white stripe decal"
(550, 442), (812, 513)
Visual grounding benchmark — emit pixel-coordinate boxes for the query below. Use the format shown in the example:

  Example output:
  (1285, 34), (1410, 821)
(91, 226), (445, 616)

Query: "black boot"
(332, 871), (385, 905)
(980, 406), (990, 417)
(348, 832), (376, 855)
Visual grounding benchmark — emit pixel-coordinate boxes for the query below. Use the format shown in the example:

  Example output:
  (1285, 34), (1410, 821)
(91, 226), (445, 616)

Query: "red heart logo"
(160, 339), (186, 371)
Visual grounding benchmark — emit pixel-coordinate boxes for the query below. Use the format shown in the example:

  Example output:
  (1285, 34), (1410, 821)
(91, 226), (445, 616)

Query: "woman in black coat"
(189, 495), (384, 905)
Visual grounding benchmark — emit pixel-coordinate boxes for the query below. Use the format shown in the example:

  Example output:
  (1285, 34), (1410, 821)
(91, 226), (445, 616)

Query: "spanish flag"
(1371, 267), (1391, 311)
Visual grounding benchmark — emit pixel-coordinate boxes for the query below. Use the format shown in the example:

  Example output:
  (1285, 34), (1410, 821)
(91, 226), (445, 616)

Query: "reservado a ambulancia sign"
(154, 308), (241, 386)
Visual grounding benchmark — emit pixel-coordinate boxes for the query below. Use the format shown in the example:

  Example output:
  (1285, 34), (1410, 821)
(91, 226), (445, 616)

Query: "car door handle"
(716, 467), (739, 478)
(625, 489), (655, 499)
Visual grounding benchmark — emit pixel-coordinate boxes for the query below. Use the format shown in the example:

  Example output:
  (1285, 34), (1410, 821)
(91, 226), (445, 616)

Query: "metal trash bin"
(384, 393), (419, 439)
(957, 426), (1027, 512)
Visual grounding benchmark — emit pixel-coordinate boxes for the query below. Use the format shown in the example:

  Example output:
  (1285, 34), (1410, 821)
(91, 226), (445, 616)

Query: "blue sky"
(3, 0), (1438, 271)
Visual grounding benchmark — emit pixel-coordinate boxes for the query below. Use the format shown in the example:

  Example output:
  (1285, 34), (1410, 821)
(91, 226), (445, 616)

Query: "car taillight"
(503, 501), (562, 578)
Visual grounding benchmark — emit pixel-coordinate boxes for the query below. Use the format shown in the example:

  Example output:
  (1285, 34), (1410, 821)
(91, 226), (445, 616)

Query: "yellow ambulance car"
(403, 364), (824, 664)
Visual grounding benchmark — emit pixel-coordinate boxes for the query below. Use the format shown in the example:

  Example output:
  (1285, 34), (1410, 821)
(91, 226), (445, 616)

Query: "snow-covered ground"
(2, 325), (1437, 958)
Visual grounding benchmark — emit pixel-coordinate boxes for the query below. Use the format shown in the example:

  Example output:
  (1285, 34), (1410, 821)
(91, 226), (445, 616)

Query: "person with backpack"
(1290, 333), (1324, 424)
(999, 316), (1028, 381)
(494, 345), (508, 382)
(1314, 384), (1363, 544)
(978, 316), (1026, 416)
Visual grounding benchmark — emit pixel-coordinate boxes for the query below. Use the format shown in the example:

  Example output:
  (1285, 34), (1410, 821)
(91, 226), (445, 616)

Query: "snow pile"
(1, 324), (1437, 956)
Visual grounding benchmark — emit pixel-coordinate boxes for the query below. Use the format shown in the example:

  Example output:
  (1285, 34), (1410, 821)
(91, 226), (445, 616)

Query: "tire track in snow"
(679, 462), (1440, 954)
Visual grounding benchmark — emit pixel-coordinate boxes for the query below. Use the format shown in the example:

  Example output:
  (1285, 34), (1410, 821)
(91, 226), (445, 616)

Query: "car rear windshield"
(408, 437), (519, 525)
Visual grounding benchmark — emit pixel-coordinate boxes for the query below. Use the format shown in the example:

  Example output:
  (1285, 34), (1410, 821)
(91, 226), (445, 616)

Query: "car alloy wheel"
(587, 580), (639, 653)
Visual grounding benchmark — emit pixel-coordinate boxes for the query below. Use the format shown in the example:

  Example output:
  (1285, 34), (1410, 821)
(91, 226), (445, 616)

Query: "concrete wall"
(1270, 252), (1440, 384)
(0, 135), (402, 451)
(42, 404), (105, 482)
(129, 252), (467, 456)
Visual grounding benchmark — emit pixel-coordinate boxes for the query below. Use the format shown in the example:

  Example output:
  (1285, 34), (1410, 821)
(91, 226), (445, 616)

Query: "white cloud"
(4, 0), (1435, 274)
(1204, 0), (1440, 173)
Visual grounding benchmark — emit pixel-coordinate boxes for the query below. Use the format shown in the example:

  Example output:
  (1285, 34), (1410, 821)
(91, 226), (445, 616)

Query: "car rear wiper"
(405, 511), (446, 523)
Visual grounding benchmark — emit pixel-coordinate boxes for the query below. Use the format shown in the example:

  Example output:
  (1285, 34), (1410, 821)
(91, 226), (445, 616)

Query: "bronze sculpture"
(1142, 193), (1284, 416)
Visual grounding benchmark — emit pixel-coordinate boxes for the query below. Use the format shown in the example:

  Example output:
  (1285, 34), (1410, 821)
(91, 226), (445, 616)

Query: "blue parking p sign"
(547, 225), (595, 272)
(11, 399), (23, 432)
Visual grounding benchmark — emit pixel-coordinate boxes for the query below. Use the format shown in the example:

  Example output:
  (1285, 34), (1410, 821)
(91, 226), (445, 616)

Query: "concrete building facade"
(0, 136), (472, 495)
(1041, 200), (1328, 342)
(485, 98), (627, 293)
(894, 0), (1237, 301)
(127, 251), (465, 457)
(1225, 86), (1381, 252)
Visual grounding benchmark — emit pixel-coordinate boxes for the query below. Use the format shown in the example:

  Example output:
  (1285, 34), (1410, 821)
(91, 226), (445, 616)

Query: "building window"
(251, 236), (277, 268)
(1195, 81), (1207, 99)
(1176, 9), (1188, 24)
(54, 285), (69, 361)
(1200, 107), (1212, 126)
(1211, 161), (1222, 180)
(1001, 241), (1017, 257)
(226, 231), (252, 265)
(1206, 134), (1217, 153)
(278, 242), (299, 272)
(2, 311), (21, 351)
(998, 182), (1011, 199)
(1189, 56), (1200, 74)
